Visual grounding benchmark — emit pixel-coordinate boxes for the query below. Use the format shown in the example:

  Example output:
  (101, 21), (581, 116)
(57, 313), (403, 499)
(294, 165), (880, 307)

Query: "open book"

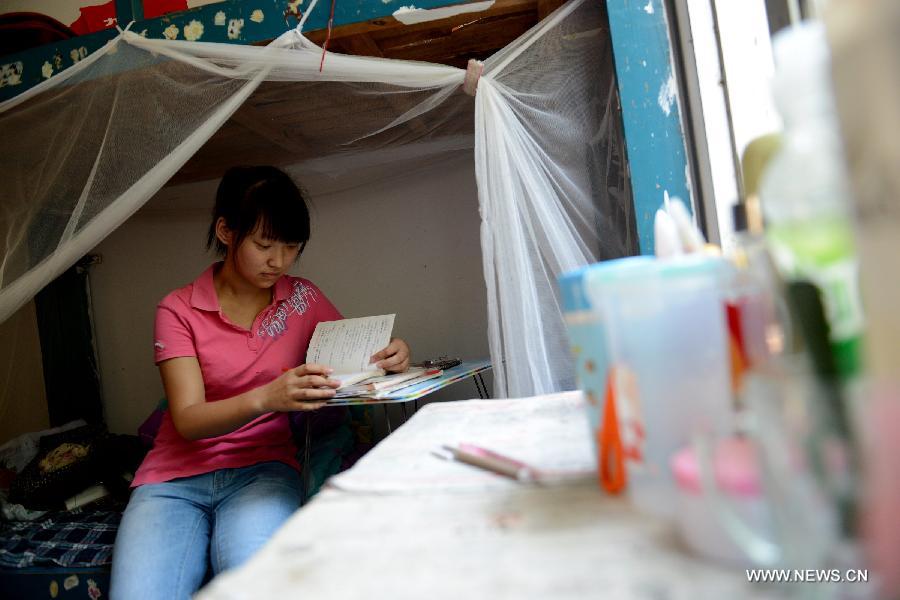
(306, 314), (395, 388)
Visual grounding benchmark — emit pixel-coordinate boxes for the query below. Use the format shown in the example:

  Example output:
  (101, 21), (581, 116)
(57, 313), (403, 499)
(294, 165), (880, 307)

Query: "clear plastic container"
(585, 254), (734, 517)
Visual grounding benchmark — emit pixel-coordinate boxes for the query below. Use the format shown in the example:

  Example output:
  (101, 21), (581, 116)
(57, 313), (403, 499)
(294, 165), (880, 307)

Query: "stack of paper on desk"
(333, 367), (443, 399)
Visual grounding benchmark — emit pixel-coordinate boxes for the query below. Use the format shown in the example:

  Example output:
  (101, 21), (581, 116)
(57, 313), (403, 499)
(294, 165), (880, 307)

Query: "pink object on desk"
(436, 443), (594, 485)
(670, 437), (771, 568)
(451, 444), (538, 482)
(671, 437), (762, 498)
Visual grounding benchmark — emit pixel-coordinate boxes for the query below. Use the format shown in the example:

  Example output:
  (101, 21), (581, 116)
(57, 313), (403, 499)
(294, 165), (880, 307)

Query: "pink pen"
(442, 443), (538, 482)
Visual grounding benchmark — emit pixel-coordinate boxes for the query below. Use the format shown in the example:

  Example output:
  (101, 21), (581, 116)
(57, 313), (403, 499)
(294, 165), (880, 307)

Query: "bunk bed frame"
(0, 0), (693, 255)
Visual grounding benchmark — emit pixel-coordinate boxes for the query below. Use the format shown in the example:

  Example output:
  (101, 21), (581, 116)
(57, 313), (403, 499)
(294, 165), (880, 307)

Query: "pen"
(436, 444), (538, 482)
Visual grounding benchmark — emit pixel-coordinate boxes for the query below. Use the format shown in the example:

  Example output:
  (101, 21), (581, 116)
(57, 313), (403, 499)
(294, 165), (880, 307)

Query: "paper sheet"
(305, 314), (394, 375)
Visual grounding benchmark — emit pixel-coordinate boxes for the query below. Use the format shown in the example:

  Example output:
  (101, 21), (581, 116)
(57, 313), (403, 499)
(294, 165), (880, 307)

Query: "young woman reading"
(111, 166), (410, 599)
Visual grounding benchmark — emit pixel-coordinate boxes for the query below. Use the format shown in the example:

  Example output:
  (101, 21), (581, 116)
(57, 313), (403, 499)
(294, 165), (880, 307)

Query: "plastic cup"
(585, 254), (733, 517)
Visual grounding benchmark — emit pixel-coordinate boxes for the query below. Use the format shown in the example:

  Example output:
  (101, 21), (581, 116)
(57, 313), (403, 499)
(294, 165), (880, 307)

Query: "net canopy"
(0, 0), (632, 398)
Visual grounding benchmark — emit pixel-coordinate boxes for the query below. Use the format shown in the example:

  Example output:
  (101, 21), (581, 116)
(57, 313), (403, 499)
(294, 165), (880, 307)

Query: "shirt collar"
(190, 263), (220, 312)
(190, 262), (293, 311)
(273, 272), (293, 302)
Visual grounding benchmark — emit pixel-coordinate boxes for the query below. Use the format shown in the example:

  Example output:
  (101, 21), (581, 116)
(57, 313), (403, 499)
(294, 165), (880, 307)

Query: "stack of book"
(333, 367), (443, 399)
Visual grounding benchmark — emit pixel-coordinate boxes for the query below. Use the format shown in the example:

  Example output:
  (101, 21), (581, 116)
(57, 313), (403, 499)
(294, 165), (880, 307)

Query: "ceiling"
(167, 0), (567, 186)
(305, 0), (564, 68)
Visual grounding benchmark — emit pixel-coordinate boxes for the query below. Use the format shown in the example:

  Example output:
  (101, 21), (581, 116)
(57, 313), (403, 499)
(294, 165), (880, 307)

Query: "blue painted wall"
(606, 0), (691, 255)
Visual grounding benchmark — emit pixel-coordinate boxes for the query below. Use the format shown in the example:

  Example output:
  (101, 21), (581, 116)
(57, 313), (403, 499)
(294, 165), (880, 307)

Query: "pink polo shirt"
(132, 263), (342, 486)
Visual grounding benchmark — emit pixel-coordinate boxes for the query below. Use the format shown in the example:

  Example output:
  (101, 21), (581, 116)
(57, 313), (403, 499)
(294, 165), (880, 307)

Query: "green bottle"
(759, 22), (864, 378)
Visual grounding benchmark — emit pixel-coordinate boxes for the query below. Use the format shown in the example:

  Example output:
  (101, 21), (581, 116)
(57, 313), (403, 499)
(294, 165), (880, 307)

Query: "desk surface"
(197, 392), (773, 600)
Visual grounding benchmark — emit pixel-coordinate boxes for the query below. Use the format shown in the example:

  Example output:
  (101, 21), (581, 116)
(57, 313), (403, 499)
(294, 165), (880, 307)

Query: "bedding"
(0, 507), (119, 600)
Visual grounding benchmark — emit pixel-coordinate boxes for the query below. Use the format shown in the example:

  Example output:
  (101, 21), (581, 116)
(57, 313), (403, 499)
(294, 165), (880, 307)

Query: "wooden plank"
(339, 33), (438, 135)
(377, 14), (536, 62)
(537, 0), (567, 19)
(169, 125), (287, 185)
(337, 33), (385, 58)
(305, 0), (537, 45)
(230, 102), (312, 156)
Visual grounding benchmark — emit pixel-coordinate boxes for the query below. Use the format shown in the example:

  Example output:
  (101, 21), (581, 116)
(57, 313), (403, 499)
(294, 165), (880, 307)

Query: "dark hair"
(207, 166), (311, 257)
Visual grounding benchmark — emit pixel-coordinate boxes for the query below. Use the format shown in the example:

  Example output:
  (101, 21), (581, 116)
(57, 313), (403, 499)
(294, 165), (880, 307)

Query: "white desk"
(197, 392), (773, 599)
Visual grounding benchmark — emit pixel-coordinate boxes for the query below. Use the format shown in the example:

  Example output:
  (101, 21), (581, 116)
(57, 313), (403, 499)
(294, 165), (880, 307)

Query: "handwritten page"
(306, 314), (395, 375)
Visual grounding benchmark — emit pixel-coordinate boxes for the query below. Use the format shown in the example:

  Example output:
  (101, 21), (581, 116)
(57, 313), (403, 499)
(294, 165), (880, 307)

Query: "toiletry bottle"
(759, 22), (864, 379)
(724, 134), (792, 370)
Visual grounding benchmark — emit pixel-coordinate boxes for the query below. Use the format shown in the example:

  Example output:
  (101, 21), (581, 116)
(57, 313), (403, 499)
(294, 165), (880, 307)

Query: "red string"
(319, 0), (337, 72)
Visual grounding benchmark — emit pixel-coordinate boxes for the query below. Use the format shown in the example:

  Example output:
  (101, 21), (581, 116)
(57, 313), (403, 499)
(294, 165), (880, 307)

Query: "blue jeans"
(110, 461), (301, 600)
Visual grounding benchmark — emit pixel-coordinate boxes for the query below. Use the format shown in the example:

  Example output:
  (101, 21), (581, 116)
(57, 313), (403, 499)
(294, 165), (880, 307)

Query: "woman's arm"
(160, 357), (340, 441)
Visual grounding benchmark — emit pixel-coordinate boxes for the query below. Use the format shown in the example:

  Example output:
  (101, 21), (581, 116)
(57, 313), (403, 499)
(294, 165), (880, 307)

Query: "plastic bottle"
(725, 204), (778, 374)
(758, 21), (864, 378)
(722, 134), (792, 375)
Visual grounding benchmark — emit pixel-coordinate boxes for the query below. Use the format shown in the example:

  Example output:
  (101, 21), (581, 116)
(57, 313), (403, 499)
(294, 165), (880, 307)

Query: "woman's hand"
(370, 338), (411, 373)
(262, 364), (340, 412)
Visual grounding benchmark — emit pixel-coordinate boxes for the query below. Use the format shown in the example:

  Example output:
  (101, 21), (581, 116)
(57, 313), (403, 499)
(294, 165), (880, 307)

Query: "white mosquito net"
(0, 0), (632, 398)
